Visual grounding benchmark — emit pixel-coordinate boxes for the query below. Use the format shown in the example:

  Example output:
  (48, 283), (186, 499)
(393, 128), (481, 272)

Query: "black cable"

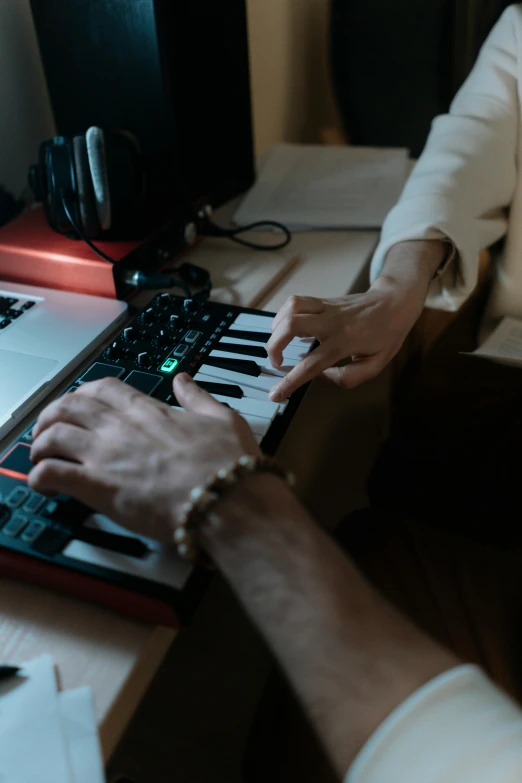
(60, 190), (192, 297)
(201, 217), (292, 251)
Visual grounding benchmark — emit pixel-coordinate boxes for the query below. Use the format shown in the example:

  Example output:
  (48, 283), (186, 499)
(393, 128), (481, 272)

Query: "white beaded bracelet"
(173, 455), (295, 565)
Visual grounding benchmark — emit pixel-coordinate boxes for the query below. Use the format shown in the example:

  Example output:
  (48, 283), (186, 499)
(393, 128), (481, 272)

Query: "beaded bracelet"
(173, 454), (295, 565)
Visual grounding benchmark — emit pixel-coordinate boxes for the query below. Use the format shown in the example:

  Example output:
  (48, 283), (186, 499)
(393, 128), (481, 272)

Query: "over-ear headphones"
(29, 127), (147, 240)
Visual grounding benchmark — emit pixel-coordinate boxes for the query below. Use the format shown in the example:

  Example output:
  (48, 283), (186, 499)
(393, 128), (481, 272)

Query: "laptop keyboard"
(0, 295), (37, 331)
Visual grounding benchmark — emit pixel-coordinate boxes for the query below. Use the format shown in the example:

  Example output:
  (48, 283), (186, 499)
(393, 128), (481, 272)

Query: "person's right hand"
(267, 269), (433, 402)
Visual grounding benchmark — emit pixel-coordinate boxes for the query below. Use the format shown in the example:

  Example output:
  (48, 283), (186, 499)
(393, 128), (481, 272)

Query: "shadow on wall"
(0, 0), (55, 197)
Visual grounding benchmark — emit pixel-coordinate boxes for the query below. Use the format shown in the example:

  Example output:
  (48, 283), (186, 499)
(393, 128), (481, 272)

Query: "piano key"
(195, 372), (286, 406)
(228, 325), (315, 351)
(216, 341), (268, 358)
(199, 364), (278, 393)
(242, 414), (272, 437)
(212, 394), (279, 421)
(220, 335), (309, 362)
(209, 349), (297, 377)
(204, 356), (261, 377)
(233, 312), (275, 330)
(196, 381), (244, 399)
(224, 328), (271, 344)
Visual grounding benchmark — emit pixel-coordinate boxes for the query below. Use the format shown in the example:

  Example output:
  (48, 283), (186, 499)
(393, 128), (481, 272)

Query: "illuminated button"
(184, 330), (202, 345)
(160, 357), (179, 374)
(20, 519), (47, 545)
(172, 344), (189, 358)
(2, 512), (29, 538)
(5, 486), (31, 509)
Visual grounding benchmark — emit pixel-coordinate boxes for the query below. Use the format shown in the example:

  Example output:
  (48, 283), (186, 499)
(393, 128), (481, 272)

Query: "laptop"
(0, 280), (127, 440)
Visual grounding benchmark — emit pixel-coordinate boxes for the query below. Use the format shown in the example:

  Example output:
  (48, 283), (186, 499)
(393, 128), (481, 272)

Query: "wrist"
(198, 473), (296, 554)
(371, 239), (448, 295)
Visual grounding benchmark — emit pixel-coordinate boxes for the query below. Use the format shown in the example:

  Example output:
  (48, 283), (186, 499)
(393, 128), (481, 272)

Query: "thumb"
(173, 373), (231, 419)
(323, 355), (385, 390)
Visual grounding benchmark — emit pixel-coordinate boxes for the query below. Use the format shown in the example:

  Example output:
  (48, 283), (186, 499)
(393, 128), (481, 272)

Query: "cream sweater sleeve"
(370, 6), (520, 311)
(346, 665), (522, 783)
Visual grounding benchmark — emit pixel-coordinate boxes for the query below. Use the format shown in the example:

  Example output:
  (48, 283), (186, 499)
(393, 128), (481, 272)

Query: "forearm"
(371, 239), (448, 295)
(200, 475), (458, 779)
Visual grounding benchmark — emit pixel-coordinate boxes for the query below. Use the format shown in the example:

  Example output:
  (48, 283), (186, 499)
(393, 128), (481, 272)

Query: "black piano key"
(196, 381), (244, 399)
(0, 297), (17, 315)
(74, 527), (150, 559)
(217, 342), (268, 359)
(204, 356), (262, 377)
(224, 329), (271, 344)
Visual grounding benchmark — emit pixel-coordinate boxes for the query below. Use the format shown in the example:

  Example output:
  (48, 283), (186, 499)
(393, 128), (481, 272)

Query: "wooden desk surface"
(0, 227), (378, 760)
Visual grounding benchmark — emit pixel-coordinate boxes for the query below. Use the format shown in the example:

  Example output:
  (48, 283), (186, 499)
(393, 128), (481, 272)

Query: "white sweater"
(371, 4), (522, 332)
(347, 665), (522, 782)
(350, 7), (522, 780)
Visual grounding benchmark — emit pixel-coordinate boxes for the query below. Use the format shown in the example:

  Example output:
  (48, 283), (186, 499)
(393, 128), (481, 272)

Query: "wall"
(0, 0), (55, 198)
(246, 0), (341, 155)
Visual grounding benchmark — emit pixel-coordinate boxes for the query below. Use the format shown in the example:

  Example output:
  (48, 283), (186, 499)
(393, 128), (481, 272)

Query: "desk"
(0, 227), (379, 761)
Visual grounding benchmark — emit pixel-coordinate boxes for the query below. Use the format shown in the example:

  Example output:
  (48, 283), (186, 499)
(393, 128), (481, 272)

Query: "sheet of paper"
(234, 143), (409, 230)
(0, 655), (73, 783)
(59, 688), (104, 783)
(467, 316), (522, 367)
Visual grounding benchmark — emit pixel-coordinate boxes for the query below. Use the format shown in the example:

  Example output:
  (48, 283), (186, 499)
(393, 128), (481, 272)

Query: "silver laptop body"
(0, 280), (127, 439)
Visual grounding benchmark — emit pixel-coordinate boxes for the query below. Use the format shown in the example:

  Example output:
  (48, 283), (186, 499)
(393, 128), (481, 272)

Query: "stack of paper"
(234, 143), (410, 231)
(468, 317), (522, 367)
(0, 655), (104, 783)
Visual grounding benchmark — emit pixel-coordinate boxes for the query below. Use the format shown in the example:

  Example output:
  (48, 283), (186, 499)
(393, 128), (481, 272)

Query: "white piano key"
(199, 363), (279, 393)
(195, 372), (289, 413)
(242, 414), (271, 437)
(209, 349), (298, 377)
(233, 312), (275, 330)
(212, 394), (278, 421)
(218, 335), (308, 362)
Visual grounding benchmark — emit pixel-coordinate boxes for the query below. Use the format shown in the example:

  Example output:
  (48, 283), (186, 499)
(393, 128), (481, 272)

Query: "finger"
(28, 458), (90, 500)
(323, 355), (386, 390)
(173, 373), (233, 420)
(75, 377), (146, 411)
(267, 314), (324, 368)
(271, 295), (325, 333)
(32, 393), (111, 439)
(30, 422), (93, 465)
(269, 345), (338, 401)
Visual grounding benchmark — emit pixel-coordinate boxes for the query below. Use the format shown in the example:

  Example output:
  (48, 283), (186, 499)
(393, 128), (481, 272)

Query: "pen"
(0, 665), (21, 683)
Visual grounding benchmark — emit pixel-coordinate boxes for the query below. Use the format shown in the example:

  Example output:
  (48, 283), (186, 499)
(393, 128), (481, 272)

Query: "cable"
(61, 190), (192, 297)
(200, 216), (292, 251)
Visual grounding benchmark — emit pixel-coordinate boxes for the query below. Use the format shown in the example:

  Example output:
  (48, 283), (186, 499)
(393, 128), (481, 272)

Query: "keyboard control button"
(23, 492), (46, 515)
(21, 520), (47, 545)
(5, 486), (31, 509)
(42, 499), (59, 517)
(172, 344), (189, 358)
(137, 351), (151, 368)
(78, 362), (125, 384)
(123, 371), (163, 396)
(0, 505), (11, 528)
(184, 330), (202, 345)
(123, 327), (139, 342)
(2, 512), (28, 538)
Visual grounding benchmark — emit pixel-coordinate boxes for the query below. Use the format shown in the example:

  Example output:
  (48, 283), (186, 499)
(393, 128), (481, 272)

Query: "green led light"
(160, 358), (179, 374)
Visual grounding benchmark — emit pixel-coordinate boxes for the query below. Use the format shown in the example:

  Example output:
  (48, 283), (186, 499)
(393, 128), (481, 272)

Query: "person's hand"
(28, 374), (260, 541)
(267, 275), (430, 401)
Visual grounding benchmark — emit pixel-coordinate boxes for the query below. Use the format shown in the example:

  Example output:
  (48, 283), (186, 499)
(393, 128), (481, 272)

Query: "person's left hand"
(28, 374), (260, 541)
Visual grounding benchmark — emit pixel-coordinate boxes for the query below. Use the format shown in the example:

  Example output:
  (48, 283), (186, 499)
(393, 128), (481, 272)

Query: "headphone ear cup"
(72, 135), (100, 239)
(85, 126), (112, 232)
